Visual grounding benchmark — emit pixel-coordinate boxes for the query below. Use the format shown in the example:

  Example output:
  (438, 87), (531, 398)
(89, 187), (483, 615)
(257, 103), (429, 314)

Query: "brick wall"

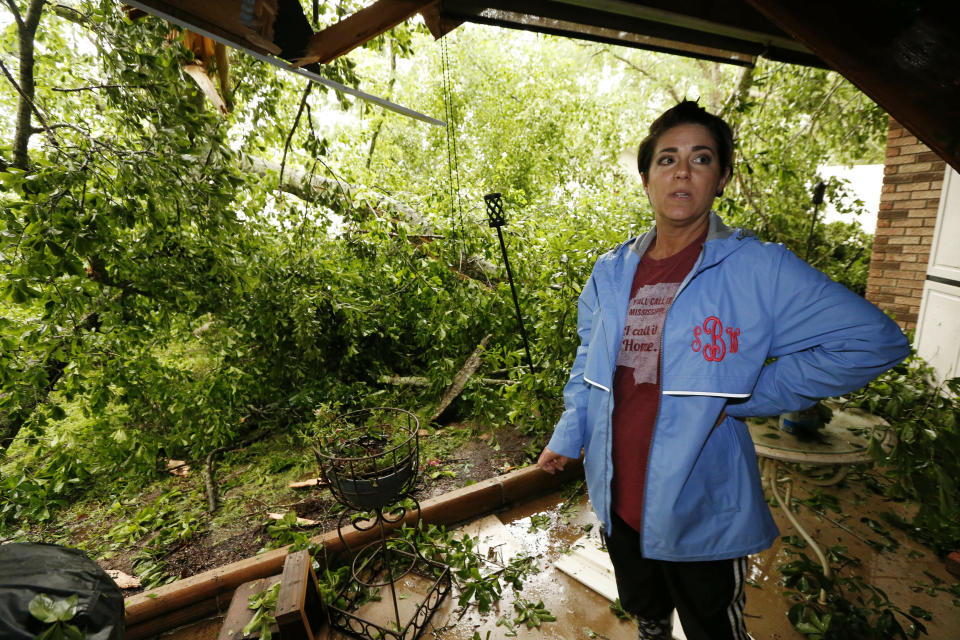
(865, 119), (946, 330)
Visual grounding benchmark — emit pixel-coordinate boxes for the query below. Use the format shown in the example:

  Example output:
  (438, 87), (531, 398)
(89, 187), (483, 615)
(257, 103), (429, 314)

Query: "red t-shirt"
(611, 233), (705, 533)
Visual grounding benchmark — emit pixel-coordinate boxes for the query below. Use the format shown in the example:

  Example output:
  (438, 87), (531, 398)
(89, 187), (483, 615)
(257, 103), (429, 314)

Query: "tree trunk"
(10, 0), (46, 169)
(242, 155), (434, 233)
(430, 334), (492, 423)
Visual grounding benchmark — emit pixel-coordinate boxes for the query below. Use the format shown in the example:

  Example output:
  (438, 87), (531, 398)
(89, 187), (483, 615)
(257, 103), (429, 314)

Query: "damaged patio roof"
(127, 1), (960, 173)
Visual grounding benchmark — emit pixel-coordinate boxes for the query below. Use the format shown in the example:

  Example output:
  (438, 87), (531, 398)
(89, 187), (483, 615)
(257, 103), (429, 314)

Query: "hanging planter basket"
(313, 407), (419, 511)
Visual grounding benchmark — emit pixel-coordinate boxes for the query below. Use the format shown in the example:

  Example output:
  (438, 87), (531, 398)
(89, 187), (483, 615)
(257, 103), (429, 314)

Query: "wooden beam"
(295, 0), (435, 66)
(421, 1), (463, 40)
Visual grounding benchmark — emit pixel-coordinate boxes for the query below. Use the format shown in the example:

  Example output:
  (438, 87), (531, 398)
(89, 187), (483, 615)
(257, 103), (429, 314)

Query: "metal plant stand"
(313, 408), (451, 640)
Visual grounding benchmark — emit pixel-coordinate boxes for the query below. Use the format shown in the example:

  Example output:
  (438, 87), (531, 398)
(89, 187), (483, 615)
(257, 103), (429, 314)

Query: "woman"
(538, 100), (909, 640)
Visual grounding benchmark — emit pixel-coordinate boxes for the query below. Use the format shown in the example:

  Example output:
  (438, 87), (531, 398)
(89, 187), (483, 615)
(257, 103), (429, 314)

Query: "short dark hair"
(636, 100), (734, 181)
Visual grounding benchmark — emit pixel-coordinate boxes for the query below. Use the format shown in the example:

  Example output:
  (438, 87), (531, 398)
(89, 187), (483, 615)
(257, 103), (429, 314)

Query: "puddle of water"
(326, 474), (959, 640)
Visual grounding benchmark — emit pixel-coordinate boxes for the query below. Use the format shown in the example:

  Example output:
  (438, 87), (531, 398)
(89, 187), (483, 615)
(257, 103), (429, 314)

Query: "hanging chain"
(440, 37), (467, 266)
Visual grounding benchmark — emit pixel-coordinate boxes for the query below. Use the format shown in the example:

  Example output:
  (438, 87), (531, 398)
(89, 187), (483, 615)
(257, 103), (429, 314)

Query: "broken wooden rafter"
(183, 64), (228, 113)
(123, 0), (443, 126)
(294, 0), (437, 66)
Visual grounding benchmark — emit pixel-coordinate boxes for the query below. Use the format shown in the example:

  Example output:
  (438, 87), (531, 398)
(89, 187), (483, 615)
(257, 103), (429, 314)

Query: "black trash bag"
(0, 543), (125, 640)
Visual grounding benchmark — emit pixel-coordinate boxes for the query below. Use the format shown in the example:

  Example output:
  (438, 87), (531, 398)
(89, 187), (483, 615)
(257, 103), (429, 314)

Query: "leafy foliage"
(394, 522), (538, 614)
(103, 488), (206, 588)
(244, 581), (280, 640)
(779, 544), (927, 639)
(511, 598), (556, 629)
(847, 355), (960, 555)
(28, 593), (86, 640)
(263, 510), (314, 552)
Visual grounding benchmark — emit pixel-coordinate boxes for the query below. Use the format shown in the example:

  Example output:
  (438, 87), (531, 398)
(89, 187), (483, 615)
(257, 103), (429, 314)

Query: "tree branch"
(204, 447), (227, 512)
(86, 255), (150, 298)
(608, 51), (681, 103)
(366, 39), (396, 169)
(0, 55), (56, 159)
(2, 0), (24, 28)
(720, 64), (755, 123)
(788, 74), (844, 149)
(52, 83), (150, 92)
(1, 62), (53, 142)
(279, 83), (312, 193)
(30, 123), (74, 133)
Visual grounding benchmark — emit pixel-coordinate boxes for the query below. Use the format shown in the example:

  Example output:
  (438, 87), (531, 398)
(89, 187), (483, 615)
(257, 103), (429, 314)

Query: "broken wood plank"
(430, 334), (492, 423)
(267, 513), (320, 527)
(183, 64), (228, 113)
(106, 569), (141, 589)
(165, 459), (190, 476)
(216, 575), (283, 640)
(288, 477), (328, 489)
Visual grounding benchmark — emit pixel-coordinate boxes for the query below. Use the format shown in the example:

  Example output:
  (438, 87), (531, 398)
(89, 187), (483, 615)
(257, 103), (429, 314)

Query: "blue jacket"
(546, 213), (910, 561)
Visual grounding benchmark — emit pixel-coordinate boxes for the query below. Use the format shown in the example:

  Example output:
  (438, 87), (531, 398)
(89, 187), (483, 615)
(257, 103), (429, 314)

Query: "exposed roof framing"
(295, 0), (436, 65)
(124, 0), (444, 126)
(427, 1), (823, 68)
(124, 1), (960, 172)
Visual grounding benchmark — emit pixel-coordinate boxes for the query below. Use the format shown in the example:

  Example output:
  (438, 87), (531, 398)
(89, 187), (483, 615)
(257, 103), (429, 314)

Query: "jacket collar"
(627, 211), (749, 269)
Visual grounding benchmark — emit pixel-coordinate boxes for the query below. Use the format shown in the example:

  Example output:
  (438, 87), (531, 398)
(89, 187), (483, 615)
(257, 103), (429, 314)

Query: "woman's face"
(642, 123), (730, 230)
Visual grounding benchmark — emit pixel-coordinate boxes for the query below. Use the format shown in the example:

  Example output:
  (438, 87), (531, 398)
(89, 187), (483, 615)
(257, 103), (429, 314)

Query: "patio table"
(748, 403), (891, 603)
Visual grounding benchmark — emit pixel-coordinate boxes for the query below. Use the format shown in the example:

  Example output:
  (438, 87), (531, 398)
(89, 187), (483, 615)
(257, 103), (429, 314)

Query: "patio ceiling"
(128, 1), (960, 173)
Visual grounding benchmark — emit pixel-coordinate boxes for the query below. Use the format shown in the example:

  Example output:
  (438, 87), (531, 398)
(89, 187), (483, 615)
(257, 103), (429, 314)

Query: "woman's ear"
(715, 167), (732, 197)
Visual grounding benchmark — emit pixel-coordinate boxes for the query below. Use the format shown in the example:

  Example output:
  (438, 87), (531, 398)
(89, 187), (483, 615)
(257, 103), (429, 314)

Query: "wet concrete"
(325, 466), (958, 640)
(755, 468), (959, 640)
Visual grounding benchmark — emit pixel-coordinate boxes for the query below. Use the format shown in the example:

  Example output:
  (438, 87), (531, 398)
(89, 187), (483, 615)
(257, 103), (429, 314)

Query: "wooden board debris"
(267, 513), (320, 527)
(105, 569), (141, 589)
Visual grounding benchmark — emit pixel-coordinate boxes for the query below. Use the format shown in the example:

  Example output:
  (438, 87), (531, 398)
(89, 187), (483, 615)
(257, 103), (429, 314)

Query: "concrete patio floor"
(335, 469), (958, 640)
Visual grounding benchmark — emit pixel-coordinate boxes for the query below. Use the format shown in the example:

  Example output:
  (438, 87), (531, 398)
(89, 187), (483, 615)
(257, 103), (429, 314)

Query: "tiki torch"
(484, 193), (535, 372)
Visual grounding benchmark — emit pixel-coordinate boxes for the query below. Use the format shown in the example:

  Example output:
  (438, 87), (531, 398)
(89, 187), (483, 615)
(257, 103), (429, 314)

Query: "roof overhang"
(421, 1), (824, 68)
(126, 1), (960, 172)
(746, 0), (959, 174)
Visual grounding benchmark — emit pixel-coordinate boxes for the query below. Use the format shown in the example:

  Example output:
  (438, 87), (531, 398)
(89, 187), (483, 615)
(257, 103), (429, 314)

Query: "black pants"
(604, 510), (750, 640)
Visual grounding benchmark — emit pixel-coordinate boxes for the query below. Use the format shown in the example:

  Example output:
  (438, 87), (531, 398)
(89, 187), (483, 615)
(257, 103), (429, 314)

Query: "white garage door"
(915, 167), (960, 383)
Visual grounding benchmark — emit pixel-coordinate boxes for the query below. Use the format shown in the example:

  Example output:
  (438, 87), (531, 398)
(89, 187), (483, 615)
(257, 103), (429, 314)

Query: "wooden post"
(276, 550), (325, 640)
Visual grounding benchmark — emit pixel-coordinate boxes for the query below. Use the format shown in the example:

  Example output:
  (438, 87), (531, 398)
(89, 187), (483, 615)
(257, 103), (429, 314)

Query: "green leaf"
(29, 594), (59, 623)
(28, 593), (77, 623)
